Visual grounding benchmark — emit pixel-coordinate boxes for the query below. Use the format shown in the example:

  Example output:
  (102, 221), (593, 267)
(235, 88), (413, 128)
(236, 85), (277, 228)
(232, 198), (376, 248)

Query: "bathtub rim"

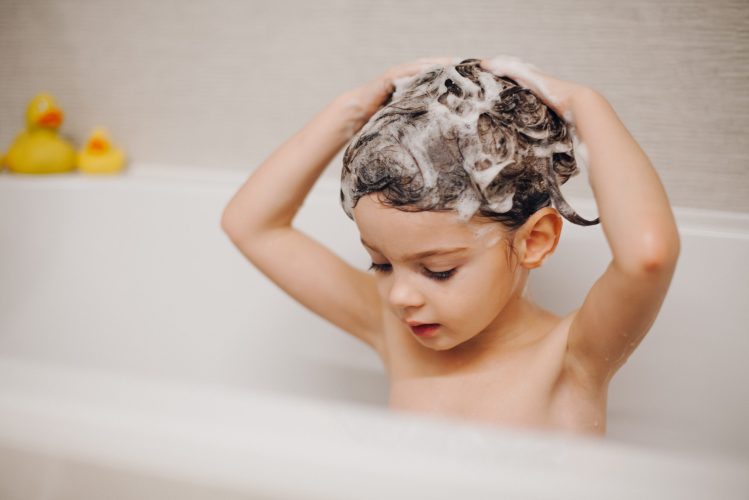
(1, 161), (747, 240)
(1, 354), (747, 500)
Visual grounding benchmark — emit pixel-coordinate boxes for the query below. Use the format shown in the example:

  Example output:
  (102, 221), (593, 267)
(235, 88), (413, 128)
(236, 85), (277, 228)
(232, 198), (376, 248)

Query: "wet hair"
(339, 58), (599, 233)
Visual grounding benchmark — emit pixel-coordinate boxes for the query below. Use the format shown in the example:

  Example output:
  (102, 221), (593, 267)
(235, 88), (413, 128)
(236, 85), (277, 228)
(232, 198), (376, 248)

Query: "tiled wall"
(1, 0), (747, 212)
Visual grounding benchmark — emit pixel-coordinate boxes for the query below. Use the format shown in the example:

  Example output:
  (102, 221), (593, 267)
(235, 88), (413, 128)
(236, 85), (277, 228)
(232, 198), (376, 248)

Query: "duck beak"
(38, 109), (63, 127)
(89, 137), (107, 152)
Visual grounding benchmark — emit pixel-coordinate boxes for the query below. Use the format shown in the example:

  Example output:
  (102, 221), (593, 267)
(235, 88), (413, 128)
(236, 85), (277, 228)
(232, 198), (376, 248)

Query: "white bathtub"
(0, 163), (747, 499)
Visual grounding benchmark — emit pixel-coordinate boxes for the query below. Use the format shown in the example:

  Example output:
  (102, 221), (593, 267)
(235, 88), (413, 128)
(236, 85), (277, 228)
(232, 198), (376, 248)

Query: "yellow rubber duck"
(4, 93), (76, 174)
(77, 126), (126, 174)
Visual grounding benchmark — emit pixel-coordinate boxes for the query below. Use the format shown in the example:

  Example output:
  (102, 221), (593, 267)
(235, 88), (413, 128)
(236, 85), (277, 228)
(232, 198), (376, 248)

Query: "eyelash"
(368, 262), (457, 281)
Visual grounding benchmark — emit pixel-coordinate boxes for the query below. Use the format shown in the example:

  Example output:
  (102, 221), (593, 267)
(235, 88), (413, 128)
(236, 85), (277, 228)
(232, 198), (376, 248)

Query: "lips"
(408, 323), (440, 337)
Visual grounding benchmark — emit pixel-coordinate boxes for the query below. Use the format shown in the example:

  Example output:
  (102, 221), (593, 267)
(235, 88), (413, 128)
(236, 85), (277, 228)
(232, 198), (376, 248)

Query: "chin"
(426, 336), (463, 351)
(428, 343), (453, 352)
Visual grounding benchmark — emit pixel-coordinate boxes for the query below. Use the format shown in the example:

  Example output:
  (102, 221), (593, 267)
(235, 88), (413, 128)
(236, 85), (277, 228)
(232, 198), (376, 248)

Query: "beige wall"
(1, 0), (747, 213)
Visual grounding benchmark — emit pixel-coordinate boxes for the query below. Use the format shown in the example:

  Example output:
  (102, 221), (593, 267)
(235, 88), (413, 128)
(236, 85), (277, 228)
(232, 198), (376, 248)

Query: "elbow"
(637, 230), (681, 274)
(220, 206), (239, 238)
(615, 227), (681, 276)
(220, 206), (287, 241)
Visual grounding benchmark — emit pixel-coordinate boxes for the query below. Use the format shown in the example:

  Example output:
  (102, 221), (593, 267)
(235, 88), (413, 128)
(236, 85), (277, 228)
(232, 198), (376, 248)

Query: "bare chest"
(377, 320), (607, 436)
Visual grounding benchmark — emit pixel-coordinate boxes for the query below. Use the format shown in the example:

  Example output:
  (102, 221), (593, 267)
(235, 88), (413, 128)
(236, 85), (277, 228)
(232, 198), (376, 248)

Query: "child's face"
(353, 194), (525, 351)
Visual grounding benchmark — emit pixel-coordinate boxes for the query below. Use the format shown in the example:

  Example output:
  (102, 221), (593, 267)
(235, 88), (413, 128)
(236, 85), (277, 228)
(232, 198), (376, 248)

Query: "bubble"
(340, 58), (599, 227)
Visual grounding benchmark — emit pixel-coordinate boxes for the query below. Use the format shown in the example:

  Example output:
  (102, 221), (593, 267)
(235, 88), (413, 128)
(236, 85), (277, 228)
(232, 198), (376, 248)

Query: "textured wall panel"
(0, 0), (747, 212)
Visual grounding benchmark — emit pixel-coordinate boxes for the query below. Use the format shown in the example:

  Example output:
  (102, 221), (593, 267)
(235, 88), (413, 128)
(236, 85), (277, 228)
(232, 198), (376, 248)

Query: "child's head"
(340, 58), (598, 351)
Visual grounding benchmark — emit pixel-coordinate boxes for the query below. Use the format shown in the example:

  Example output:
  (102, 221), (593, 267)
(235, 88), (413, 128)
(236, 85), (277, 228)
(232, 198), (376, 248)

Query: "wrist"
(569, 86), (605, 114)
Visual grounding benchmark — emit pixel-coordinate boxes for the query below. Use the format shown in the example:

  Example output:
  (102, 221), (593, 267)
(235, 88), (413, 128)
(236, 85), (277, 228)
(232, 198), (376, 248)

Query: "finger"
(479, 56), (545, 92)
(480, 55), (544, 74)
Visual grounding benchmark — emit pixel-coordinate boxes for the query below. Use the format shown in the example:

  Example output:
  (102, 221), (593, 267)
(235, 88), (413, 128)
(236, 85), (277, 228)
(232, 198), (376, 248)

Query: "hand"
(479, 55), (590, 122)
(339, 57), (456, 136)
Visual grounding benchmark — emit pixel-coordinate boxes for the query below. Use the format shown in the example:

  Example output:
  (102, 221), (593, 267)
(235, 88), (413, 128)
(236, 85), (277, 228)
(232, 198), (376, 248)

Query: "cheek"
(375, 280), (389, 300)
(439, 260), (511, 315)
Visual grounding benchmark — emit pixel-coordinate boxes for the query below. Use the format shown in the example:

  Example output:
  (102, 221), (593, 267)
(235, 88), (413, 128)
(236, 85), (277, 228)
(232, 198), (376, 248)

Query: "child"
(221, 56), (680, 437)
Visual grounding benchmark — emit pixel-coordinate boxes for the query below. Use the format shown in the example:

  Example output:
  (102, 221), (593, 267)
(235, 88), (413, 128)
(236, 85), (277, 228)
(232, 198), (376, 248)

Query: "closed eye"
(368, 262), (457, 282)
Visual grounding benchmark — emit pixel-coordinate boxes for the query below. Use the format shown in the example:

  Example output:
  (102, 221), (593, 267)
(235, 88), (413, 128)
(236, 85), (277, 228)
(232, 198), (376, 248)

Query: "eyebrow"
(360, 238), (468, 260)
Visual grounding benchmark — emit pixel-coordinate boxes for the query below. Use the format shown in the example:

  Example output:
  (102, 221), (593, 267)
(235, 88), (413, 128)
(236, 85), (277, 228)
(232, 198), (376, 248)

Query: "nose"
(387, 273), (425, 311)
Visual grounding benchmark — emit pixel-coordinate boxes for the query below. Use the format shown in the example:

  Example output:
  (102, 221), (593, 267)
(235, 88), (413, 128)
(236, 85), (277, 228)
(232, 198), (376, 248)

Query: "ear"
(514, 208), (563, 269)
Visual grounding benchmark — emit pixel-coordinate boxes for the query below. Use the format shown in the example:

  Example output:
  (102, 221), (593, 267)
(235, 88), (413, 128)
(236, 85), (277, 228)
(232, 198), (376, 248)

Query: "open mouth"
(409, 323), (440, 337)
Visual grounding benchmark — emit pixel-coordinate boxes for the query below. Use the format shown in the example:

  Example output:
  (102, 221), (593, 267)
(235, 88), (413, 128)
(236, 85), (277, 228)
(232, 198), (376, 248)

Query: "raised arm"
(221, 57), (455, 234)
(221, 58), (454, 350)
(480, 57), (681, 384)
(562, 87), (681, 382)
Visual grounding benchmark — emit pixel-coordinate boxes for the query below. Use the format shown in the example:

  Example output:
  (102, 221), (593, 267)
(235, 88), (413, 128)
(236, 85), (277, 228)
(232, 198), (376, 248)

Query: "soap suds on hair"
(479, 55), (561, 115)
(340, 58), (599, 229)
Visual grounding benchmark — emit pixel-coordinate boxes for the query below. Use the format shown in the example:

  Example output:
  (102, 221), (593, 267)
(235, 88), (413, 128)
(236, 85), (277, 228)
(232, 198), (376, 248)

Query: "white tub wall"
(0, 165), (748, 464)
(0, 169), (387, 406)
(0, 446), (269, 500)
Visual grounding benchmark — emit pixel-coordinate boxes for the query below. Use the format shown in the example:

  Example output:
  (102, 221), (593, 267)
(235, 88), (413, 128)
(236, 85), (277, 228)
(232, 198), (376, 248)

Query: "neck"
(441, 275), (556, 366)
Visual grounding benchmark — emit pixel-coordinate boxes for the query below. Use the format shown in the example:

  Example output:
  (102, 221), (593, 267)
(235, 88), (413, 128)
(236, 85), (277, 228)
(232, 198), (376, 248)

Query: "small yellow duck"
(77, 126), (126, 174)
(4, 93), (77, 174)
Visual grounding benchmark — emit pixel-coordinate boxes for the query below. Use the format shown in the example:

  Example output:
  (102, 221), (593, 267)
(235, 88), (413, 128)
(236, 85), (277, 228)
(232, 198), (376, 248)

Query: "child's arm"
(221, 58), (453, 351)
(480, 57), (681, 384)
(563, 88), (681, 383)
